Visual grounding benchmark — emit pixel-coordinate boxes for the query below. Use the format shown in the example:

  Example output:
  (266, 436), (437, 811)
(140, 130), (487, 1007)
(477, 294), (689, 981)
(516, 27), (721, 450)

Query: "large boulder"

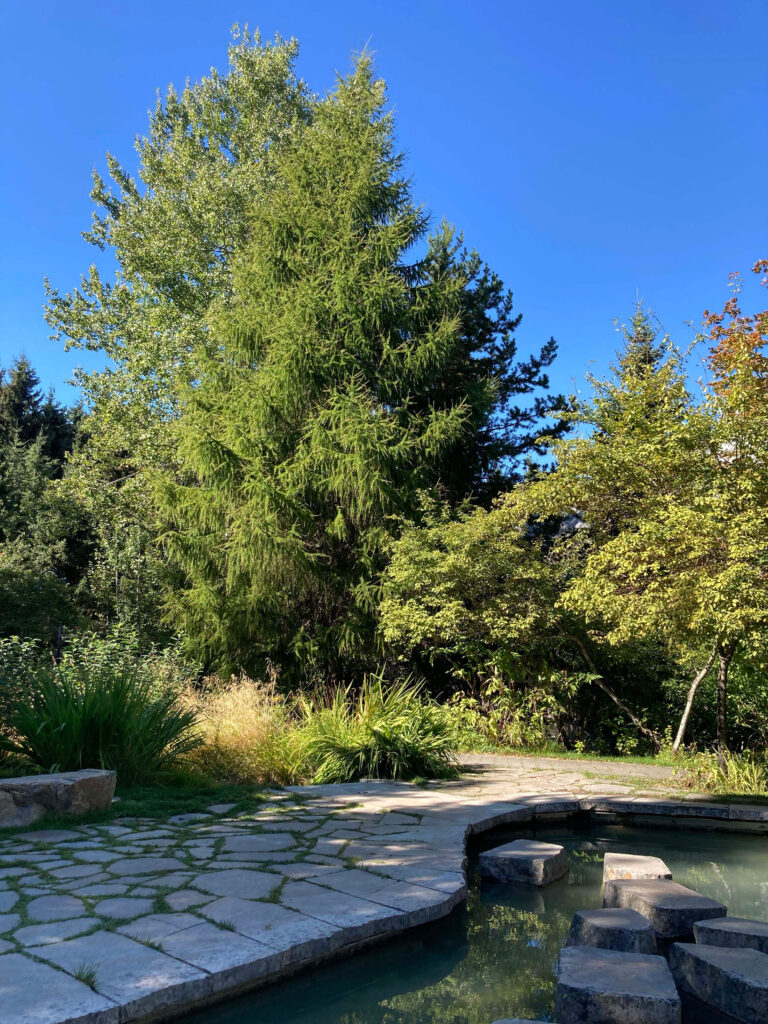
(603, 878), (726, 939)
(0, 770), (116, 828)
(603, 852), (672, 883)
(556, 946), (680, 1023)
(670, 942), (768, 1024)
(568, 907), (657, 954)
(478, 839), (568, 887)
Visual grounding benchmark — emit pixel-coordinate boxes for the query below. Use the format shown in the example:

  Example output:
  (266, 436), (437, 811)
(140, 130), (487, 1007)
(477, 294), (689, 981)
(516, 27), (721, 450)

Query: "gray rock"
(192, 868), (280, 899)
(32, 930), (209, 1020)
(27, 894), (86, 922)
(568, 907), (657, 954)
(694, 916), (768, 954)
(479, 839), (568, 886)
(556, 945), (680, 1023)
(603, 878), (726, 938)
(0, 770), (116, 828)
(670, 942), (768, 1024)
(0, 950), (119, 1023)
(603, 852), (672, 883)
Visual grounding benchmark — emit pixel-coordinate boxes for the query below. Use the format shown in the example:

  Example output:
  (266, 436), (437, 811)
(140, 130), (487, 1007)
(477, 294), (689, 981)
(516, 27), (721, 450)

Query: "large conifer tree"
(159, 59), (504, 674)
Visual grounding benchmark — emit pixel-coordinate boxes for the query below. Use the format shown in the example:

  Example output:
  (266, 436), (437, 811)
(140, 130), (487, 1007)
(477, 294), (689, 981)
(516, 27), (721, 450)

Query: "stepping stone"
(221, 833), (296, 855)
(0, 890), (18, 913)
(694, 917), (768, 954)
(0, 912), (21, 933)
(17, 829), (82, 843)
(192, 868), (280, 900)
(670, 942), (768, 1024)
(603, 852), (672, 883)
(26, 894), (85, 922)
(603, 878), (726, 939)
(568, 907), (657, 954)
(165, 889), (213, 911)
(118, 913), (202, 942)
(33, 930), (208, 1020)
(14, 917), (94, 946)
(0, 951), (119, 1023)
(479, 839), (568, 886)
(206, 802), (237, 814)
(556, 946), (680, 1024)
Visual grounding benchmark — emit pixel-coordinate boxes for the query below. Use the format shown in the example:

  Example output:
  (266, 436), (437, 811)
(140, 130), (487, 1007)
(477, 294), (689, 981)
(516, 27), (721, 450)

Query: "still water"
(183, 822), (768, 1024)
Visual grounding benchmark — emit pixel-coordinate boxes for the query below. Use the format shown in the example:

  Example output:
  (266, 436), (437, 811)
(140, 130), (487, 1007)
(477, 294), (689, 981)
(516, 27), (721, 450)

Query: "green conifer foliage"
(158, 60), (485, 676)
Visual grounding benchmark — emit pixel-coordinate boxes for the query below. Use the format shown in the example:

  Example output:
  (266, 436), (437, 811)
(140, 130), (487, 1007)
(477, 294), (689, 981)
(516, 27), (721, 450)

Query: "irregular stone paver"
(556, 945), (680, 1023)
(192, 868), (279, 899)
(26, 894), (86, 922)
(0, 754), (762, 1024)
(0, 951), (119, 1023)
(95, 897), (155, 919)
(34, 931), (208, 1020)
(670, 942), (768, 1024)
(0, 890), (19, 912)
(14, 918), (95, 946)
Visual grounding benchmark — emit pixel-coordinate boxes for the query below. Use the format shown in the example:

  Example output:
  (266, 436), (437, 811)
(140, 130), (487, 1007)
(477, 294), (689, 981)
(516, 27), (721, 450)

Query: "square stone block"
(603, 878), (726, 939)
(479, 839), (568, 886)
(694, 917), (768, 954)
(568, 907), (657, 954)
(670, 942), (768, 1024)
(603, 852), (672, 883)
(556, 946), (681, 1024)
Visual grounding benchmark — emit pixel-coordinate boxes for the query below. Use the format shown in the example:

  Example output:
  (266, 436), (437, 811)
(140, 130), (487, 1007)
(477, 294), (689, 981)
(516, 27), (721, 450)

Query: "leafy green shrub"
(674, 750), (768, 796)
(296, 674), (459, 784)
(0, 661), (200, 784)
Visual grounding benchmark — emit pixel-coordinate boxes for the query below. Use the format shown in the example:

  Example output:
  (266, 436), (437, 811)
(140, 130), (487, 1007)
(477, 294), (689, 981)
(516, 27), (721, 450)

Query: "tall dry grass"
(182, 675), (301, 785)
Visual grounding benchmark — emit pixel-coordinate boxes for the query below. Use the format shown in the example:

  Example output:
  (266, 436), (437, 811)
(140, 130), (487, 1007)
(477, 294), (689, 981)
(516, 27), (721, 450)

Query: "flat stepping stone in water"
(603, 878), (726, 939)
(0, 951), (118, 1023)
(670, 942), (768, 1024)
(694, 917), (768, 954)
(479, 839), (568, 886)
(26, 894), (86, 922)
(568, 907), (657, 954)
(603, 852), (672, 883)
(556, 946), (680, 1024)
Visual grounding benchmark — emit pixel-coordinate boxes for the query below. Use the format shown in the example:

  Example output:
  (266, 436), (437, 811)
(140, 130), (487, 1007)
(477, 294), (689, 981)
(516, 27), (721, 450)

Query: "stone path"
(0, 754), (757, 1024)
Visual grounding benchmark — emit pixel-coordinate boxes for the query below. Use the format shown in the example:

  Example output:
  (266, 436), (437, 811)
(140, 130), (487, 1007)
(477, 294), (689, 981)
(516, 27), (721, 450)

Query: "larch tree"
(158, 59), (500, 676)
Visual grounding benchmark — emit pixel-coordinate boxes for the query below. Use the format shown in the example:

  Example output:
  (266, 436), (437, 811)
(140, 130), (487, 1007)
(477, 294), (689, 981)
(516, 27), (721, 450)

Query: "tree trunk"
(568, 635), (662, 751)
(672, 642), (718, 752)
(716, 641), (737, 761)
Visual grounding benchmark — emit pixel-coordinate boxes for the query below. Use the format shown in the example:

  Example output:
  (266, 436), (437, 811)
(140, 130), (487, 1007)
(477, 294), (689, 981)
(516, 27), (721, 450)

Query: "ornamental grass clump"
(296, 673), (459, 784)
(0, 661), (200, 784)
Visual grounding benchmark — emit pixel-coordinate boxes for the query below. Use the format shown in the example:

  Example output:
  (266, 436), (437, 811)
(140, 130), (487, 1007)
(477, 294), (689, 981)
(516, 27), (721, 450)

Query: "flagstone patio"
(1, 754), (765, 1024)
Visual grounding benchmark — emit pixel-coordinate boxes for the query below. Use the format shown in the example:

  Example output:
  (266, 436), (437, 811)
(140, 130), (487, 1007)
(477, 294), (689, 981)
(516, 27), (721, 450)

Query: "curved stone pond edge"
(4, 784), (768, 1024)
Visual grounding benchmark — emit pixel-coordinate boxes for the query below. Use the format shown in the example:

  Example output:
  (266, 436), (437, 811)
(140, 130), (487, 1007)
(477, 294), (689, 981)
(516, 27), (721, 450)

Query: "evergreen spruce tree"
(159, 59), (501, 676)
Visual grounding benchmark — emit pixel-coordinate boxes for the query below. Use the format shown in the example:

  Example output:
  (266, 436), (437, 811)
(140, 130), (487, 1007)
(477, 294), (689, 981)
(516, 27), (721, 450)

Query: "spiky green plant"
(296, 673), (459, 784)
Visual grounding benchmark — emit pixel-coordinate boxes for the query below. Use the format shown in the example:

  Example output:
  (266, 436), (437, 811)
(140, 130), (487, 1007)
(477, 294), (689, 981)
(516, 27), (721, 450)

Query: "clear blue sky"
(1, 0), (766, 403)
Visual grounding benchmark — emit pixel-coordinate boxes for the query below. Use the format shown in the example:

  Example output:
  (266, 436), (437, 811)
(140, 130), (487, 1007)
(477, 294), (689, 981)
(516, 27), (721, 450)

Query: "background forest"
(2, 33), (767, 792)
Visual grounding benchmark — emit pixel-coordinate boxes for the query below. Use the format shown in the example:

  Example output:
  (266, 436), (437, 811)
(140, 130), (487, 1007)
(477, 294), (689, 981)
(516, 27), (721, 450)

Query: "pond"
(183, 821), (768, 1024)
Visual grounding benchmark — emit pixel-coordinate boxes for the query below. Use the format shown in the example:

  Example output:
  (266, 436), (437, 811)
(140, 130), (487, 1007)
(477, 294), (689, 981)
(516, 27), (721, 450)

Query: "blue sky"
(1, 0), (766, 404)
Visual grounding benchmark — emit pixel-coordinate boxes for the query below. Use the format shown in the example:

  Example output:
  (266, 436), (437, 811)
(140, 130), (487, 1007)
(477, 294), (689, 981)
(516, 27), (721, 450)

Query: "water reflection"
(184, 824), (768, 1024)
